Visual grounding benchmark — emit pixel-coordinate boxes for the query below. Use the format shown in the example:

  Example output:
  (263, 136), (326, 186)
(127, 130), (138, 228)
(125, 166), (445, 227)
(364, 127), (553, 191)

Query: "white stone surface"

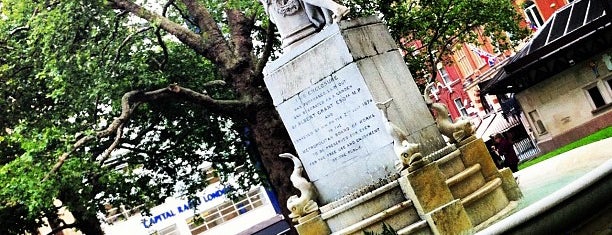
(264, 28), (353, 106)
(277, 63), (394, 186)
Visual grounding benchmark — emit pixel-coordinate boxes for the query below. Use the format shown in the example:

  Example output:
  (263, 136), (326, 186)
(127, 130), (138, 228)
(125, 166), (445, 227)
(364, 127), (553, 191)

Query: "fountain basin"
(478, 138), (612, 234)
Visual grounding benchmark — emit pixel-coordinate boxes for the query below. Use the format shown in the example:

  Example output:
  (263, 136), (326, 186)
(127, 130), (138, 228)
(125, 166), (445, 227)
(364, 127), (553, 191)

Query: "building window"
(524, 1), (544, 27)
(188, 188), (265, 235)
(528, 110), (547, 135)
(104, 204), (143, 224)
(158, 224), (179, 235)
(584, 79), (612, 112)
(439, 68), (453, 85)
(454, 98), (469, 117)
(587, 86), (606, 108)
(454, 47), (473, 78)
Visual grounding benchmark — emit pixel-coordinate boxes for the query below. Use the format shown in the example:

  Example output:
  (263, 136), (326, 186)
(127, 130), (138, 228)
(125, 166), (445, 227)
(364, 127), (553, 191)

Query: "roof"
(481, 0), (612, 94)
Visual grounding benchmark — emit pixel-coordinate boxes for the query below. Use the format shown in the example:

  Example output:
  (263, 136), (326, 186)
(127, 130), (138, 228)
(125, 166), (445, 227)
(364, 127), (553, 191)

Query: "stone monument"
(258, 0), (349, 49)
(260, 5), (522, 234)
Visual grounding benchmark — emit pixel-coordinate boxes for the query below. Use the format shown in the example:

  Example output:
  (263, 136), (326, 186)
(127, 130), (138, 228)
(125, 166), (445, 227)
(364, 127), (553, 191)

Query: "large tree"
(0, 0), (296, 234)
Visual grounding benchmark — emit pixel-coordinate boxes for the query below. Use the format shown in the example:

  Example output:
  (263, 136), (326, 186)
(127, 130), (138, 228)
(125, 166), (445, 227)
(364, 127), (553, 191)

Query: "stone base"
(498, 168), (523, 201)
(399, 162), (454, 215)
(424, 200), (472, 235)
(263, 16), (446, 203)
(296, 214), (331, 235)
(458, 138), (498, 181)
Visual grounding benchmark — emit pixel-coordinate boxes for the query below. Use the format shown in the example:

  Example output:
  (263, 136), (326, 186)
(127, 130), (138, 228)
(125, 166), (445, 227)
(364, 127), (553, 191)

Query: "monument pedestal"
(264, 16), (445, 204)
(296, 214), (331, 235)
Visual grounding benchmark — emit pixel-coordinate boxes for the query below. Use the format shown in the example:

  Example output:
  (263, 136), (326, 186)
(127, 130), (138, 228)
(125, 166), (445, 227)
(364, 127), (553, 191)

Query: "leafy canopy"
(0, 0), (267, 233)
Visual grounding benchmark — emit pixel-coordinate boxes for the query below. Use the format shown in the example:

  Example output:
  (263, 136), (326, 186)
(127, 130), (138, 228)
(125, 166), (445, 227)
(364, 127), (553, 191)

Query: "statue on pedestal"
(259, 0), (349, 48)
(279, 153), (320, 222)
(424, 83), (474, 144)
(376, 99), (426, 172)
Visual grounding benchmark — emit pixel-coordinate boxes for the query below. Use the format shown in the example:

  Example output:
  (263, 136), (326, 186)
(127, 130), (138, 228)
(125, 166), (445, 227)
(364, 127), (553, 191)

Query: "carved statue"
(424, 83), (474, 144)
(376, 99), (424, 171)
(259, 0), (349, 48)
(279, 153), (320, 222)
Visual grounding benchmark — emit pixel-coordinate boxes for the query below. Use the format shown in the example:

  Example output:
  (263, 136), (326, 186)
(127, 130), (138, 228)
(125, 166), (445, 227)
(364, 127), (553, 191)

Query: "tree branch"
(202, 80), (226, 87)
(154, 28), (169, 69)
(114, 26), (152, 62)
(181, 0), (237, 69)
(9, 26), (29, 36)
(107, 1), (194, 52)
(97, 123), (124, 165)
(0, 43), (15, 51)
(45, 221), (77, 235)
(109, 0), (235, 71)
(44, 90), (143, 181)
(44, 84), (251, 179)
(227, 9), (253, 59)
(255, 20), (275, 78)
(101, 10), (128, 66)
(162, 0), (174, 16)
(141, 84), (251, 115)
(170, 2), (197, 27)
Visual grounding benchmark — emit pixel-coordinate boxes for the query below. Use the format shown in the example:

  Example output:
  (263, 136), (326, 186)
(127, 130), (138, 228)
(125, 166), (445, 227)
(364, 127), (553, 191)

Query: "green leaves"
(1, 1), (263, 233)
(345, 0), (529, 90)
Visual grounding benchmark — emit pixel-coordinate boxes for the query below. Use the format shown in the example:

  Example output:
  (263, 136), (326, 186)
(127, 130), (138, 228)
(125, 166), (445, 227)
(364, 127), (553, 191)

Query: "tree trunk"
(74, 215), (104, 235)
(58, 191), (105, 235)
(249, 98), (300, 233)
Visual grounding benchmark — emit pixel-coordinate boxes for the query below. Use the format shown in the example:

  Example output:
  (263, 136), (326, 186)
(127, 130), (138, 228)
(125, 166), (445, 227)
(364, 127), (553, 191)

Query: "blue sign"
(141, 185), (232, 228)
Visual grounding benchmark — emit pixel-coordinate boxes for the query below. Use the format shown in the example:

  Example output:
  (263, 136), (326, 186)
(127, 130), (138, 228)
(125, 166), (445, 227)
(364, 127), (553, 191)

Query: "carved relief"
(273, 0), (300, 16)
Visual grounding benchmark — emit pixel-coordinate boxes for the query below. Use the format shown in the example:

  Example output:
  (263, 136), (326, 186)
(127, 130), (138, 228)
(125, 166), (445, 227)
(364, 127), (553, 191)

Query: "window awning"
(475, 113), (521, 142)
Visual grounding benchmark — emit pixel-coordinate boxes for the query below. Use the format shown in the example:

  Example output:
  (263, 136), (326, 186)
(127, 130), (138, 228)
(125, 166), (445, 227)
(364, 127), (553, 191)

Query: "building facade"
(101, 183), (289, 235)
(482, 0), (611, 152)
(513, 50), (612, 152)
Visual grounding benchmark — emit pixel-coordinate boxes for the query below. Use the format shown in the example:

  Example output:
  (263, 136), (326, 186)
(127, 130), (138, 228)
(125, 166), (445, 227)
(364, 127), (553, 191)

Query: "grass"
(518, 126), (612, 170)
